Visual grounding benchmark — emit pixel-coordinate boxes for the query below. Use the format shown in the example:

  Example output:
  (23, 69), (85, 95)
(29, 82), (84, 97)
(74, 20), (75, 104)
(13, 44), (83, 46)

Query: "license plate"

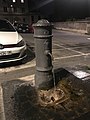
(0, 51), (12, 56)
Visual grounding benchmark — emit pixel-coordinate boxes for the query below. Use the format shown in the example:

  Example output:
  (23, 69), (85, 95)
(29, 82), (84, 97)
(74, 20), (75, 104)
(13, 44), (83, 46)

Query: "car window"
(0, 20), (16, 32)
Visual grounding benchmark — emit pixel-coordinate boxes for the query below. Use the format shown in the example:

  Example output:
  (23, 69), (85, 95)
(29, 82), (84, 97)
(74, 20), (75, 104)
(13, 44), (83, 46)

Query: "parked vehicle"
(13, 22), (34, 33)
(0, 19), (27, 63)
(17, 23), (30, 33)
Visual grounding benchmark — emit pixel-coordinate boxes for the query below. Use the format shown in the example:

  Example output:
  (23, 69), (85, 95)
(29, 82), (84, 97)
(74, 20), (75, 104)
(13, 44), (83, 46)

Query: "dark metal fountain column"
(33, 19), (54, 90)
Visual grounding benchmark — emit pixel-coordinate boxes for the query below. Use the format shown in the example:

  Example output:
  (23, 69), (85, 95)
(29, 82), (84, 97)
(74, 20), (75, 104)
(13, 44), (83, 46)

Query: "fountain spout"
(45, 50), (54, 61)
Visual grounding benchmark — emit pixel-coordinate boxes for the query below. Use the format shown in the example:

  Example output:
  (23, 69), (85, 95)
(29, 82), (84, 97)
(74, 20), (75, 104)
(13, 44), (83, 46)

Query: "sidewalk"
(54, 27), (86, 34)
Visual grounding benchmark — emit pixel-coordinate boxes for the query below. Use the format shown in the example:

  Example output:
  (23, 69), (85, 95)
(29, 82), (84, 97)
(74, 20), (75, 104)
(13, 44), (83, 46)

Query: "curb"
(54, 27), (86, 34)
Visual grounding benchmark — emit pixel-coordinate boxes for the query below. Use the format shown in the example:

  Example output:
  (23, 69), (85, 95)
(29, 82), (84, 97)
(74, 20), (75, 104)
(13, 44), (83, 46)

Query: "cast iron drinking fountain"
(14, 19), (90, 120)
(33, 19), (68, 106)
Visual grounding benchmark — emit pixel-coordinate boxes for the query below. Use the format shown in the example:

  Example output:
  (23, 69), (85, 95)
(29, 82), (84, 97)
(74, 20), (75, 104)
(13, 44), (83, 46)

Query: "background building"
(0, 0), (41, 24)
(0, 0), (90, 24)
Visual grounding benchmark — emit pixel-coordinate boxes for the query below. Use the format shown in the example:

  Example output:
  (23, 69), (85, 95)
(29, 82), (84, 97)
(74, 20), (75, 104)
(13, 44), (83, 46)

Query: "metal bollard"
(33, 19), (54, 90)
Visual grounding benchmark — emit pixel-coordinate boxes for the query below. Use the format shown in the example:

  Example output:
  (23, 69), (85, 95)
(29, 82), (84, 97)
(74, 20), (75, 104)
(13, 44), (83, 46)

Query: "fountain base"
(38, 87), (68, 107)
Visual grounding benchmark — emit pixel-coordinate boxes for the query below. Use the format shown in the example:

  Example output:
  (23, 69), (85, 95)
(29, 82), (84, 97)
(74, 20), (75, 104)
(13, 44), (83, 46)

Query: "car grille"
(3, 44), (18, 48)
(0, 53), (20, 60)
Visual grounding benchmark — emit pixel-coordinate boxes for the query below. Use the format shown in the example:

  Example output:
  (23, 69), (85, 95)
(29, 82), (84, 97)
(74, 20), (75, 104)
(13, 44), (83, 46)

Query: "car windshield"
(0, 20), (16, 32)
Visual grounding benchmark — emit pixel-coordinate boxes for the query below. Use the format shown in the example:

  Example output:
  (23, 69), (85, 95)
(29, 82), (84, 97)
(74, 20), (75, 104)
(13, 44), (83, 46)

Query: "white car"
(0, 19), (27, 63)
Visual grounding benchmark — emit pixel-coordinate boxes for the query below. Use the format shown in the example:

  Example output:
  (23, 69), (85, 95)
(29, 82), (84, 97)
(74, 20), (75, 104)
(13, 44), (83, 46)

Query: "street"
(53, 30), (90, 69)
(0, 29), (90, 83)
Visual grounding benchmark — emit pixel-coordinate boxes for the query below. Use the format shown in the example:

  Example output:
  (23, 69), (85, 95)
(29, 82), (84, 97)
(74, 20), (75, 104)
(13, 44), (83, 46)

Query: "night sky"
(29, 0), (90, 21)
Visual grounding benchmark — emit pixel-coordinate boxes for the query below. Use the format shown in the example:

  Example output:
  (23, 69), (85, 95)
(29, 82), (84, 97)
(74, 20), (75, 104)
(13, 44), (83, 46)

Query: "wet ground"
(2, 68), (90, 120)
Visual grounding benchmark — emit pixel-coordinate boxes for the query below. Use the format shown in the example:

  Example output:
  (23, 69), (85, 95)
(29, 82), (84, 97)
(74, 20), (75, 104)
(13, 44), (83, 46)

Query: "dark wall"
(55, 0), (89, 21)
(28, 0), (55, 21)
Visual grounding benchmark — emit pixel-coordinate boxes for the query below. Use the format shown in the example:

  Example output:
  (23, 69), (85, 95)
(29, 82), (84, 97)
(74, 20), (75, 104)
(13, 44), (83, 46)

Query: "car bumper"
(0, 45), (27, 64)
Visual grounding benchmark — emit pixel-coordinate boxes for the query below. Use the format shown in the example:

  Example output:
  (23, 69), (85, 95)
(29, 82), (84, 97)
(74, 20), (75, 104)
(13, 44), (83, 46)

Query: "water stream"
(52, 66), (56, 94)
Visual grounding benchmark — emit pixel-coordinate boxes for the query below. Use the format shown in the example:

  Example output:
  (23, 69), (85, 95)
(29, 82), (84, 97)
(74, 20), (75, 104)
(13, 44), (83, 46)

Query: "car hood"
(0, 32), (22, 45)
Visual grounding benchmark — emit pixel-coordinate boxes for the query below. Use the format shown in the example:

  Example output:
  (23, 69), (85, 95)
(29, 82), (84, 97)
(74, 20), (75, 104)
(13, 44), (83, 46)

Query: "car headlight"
(16, 40), (25, 47)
